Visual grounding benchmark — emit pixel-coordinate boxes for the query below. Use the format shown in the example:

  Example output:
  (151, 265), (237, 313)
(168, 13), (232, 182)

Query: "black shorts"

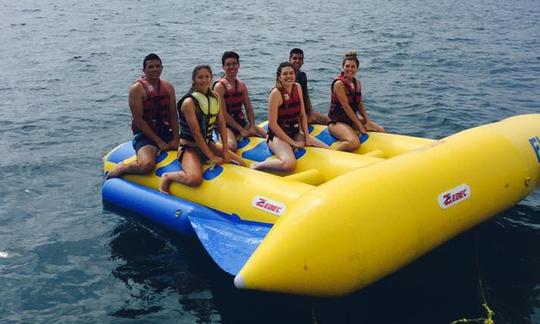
(132, 130), (173, 152)
(178, 144), (211, 164)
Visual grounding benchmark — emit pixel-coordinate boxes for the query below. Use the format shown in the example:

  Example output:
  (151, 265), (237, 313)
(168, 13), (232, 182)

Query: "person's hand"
(365, 120), (385, 132)
(247, 126), (258, 137)
(168, 138), (179, 151)
(357, 123), (368, 134)
(292, 140), (305, 149)
(222, 150), (231, 164)
(239, 128), (250, 138)
(209, 155), (224, 165)
(157, 141), (170, 152)
(305, 136), (316, 147)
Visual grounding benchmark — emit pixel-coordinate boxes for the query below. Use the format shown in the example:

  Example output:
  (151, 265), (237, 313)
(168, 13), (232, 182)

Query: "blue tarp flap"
(187, 212), (272, 275)
(102, 178), (197, 236)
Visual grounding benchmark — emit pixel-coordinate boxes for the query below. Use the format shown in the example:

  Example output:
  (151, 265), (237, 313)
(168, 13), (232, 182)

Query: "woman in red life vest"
(251, 62), (328, 172)
(159, 65), (245, 192)
(328, 51), (385, 151)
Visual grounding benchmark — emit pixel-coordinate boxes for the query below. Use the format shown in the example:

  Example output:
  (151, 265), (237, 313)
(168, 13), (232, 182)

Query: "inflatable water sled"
(102, 114), (540, 296)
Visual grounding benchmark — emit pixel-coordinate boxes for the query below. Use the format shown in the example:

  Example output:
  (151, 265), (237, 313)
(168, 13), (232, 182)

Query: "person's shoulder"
(180, 95), (196, 109)
(211, 90), (221, 98)
(236, 78), (248, 90)
(213, 79), (226, 91)
(129, 79), (144, 95)
(269, 87), (280, 95)
(160, 79), (175, 92)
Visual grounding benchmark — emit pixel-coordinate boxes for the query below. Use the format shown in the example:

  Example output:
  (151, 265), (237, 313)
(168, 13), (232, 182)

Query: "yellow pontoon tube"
(234, 114), (540, 296)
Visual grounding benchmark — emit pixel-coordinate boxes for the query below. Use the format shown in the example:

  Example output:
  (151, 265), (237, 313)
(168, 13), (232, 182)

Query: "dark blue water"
(1, 0), (539, 323)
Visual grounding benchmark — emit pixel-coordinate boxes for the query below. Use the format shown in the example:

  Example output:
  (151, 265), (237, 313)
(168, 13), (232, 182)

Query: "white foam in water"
(0, 251), (9, 258)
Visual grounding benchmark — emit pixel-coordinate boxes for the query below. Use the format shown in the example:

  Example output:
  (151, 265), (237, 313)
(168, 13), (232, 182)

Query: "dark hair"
(289, 48), (304, 59)
(221, 51), (240, 66)
(143, 53), (162, 69)
(275, 62), (296, 89)
(342, 51), (359, 67)
(190, 65), (214, 96)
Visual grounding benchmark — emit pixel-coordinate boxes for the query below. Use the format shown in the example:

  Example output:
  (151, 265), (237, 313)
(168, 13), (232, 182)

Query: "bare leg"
(328, 122), (361, 152)
(255, 125), (267, 138)
(308, 111), (330, 125)
(225, 127), (238, 151)
(107, 145), (158, 178)
(159, 148), (203, 193)
(303, 133), (329, 149)
(209, 142), (246, 166)
(250, 137), (296, 172)
(364, 120), (385, 132)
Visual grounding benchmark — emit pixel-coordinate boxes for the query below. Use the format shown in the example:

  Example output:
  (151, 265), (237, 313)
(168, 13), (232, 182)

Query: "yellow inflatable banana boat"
(102, 114), (540, 296)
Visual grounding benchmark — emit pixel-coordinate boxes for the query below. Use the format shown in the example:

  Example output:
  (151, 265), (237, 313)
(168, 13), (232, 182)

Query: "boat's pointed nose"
(232, 181), (410, 297)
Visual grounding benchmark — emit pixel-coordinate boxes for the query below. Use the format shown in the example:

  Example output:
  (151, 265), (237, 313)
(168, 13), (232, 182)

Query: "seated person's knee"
(185, 174), (203, 187)
(282, 159), (296, 172)
(139, 160), (156, 173)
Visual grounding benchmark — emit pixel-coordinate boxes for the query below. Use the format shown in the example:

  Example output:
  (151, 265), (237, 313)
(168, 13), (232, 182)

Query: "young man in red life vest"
(106, 53), (179, 178)
(213, 51), (266, 151)
(289, 48), (330, 125)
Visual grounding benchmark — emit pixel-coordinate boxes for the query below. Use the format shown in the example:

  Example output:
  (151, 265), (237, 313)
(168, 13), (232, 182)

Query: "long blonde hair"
(274, 61), (296, 90)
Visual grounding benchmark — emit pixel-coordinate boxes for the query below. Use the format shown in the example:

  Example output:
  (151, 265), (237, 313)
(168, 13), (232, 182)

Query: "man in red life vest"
(107, 53), (179, 178)
(213, 51), (266, 151)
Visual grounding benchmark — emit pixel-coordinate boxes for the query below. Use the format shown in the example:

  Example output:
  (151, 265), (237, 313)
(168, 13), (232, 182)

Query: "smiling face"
(278, 66), (296, 87)
(193, 67), (213, 92)
(142, 59), (163, 81)
(223, 57), (239, 78)
(289, 53), (304, 71)
(342, 59), (358, 80)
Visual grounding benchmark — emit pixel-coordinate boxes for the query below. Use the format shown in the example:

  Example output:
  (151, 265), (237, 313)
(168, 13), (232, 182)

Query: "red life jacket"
(328, 73), (362, 125)
(214, 77), (246, 124)
(275, 84), (301, 138)
(131, 77), (172, 134)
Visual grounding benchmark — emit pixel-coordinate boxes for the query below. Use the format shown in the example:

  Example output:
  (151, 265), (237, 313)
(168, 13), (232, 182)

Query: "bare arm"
(302, 77), (313, 115)
(216, 92), (230, 162)
(164, 81), (179, 150)
(129, 83), (169, 151)
(356, 79), (385, 132)
(241, 82), (258, 131)
(296, 84), (309, 145)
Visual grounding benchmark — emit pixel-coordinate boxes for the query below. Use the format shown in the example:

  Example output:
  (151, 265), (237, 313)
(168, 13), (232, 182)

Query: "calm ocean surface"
(1, 0), (539, 323)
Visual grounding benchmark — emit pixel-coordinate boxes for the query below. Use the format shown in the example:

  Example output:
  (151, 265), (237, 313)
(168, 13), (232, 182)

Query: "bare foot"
(105, 164), (123, 179)
(250, 162), (261, 170)
(159, 173), (171, 194)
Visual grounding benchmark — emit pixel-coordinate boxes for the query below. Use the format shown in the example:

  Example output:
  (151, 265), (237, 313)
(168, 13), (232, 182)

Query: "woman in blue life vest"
(159, 65), (245, 192)
(328, 51), (385, 151)
(250, 62), (328, 172)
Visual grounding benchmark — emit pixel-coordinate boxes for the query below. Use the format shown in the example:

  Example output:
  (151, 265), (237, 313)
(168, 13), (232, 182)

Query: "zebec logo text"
(252, 196), (286, 216)
(438, 184), (471, 209)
